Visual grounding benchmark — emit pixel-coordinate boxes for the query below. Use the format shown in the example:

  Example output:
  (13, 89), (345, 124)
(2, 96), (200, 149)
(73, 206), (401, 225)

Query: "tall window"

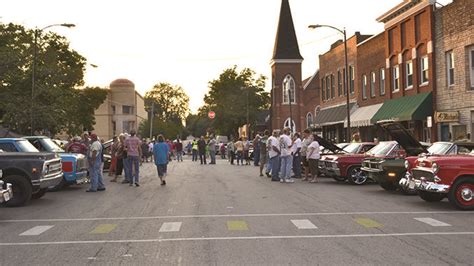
(343, 68), (347, 95)
(420, 56), (429, 85)
(349, 65), (355, 94)
(282, 75), (296, 104)
(362, 75), (367, 99)
(392, 65), (400, 92)
(469, 47), (474, 89)
(337, 70), (342, 96)
(405, 60), (413, 89)
(325, 75), (330, 100)
(446, 51), (455, 86)
(370, 72), (376, 97)
(283, 118), (296, 133)
(122, 105), (134, 114)
(306, 113), (313, 128)
(321, 78), (325, 101)
(380, 68), (386, 95)
(122, 121), (135, 133)
(330, 74), (335, 99)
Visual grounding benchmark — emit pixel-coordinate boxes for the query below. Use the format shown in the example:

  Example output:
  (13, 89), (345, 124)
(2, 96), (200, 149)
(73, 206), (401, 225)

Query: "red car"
(409, 151), (474, 210)
(319, 142), (376, 184)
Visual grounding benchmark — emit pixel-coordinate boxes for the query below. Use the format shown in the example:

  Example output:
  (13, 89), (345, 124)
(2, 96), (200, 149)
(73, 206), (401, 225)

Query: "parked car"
(361, 122), (430, 193)
(0, 178), (13, 204)
(409, 151), (474, 210)
(314, 136), (349, 176)
(98, 140), (113, 171)
(0, 139), (63, 207)
(319, 142), (376, 184)
(24, 136), (88, 190)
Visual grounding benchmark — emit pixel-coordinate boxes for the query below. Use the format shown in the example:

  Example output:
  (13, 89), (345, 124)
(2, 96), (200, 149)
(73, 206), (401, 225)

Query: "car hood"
(378, 121), (428, 156)
(0, 152), (59, 161)
(314, 136), (346, 154)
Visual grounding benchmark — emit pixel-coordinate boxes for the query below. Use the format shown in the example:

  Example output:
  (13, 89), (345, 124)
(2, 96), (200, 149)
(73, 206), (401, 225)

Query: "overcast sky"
(2, 0), (451, 112)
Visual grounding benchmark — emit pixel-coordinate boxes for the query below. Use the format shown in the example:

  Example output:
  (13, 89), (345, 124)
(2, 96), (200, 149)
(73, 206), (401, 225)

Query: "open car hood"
(378, 121), (428, 156)
(314, 135), (346, 154)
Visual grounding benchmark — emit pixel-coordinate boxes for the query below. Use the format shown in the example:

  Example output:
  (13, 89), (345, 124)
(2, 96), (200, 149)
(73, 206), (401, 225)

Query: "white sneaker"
(280, 179), (284, 183)
(285, 179), (295, 183)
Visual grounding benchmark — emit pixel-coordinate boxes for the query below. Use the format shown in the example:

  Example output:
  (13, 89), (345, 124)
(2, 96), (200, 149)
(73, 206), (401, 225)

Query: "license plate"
(408, 181), (415, 190)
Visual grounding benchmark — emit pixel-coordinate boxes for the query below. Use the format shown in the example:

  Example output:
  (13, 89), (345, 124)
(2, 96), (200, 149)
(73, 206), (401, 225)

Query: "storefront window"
(453, 125), (467, 141)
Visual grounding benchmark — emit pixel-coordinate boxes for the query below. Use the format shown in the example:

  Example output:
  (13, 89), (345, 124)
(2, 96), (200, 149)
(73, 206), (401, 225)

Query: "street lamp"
(308, 24), (351, 142)
(31, 23), (75, 135)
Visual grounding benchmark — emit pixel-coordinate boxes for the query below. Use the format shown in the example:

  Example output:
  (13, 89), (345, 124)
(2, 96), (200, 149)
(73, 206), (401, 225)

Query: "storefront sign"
(427, 116), (432, 128)
(435, 111), (459, 123)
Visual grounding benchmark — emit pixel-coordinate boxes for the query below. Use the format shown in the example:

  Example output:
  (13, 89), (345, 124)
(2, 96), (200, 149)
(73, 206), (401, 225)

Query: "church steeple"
(272, 0), (303, 60)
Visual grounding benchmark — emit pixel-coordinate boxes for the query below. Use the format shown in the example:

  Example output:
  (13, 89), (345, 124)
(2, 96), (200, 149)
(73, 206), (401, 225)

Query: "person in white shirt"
(279, 127), (294, 183)
(291, 132), (302, 179)
(306, 133), (321, 183)
(300, 129), (313, 181)
(268, 130), (281, 181)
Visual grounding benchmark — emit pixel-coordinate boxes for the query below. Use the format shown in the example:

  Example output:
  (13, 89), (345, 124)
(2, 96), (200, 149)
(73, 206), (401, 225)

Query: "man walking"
(208, 136), (217, 164)
(192, 139), (198, 162)
(279, 127), (294, 183)
(197, 136), (207, 165)
(154, 135), (170, 186)
(258, 130), (270, 177)
(124, 130), (142, 186)
(300, 129), (313, 181)
(175, 139), (183, 162)
(268, 130), (281, 181)
(86, 134), (105, 192)
(253, 134), (261, 166)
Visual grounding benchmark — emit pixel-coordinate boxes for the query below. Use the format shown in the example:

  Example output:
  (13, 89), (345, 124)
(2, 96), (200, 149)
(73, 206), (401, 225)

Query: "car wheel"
(418, 191), (446, 202)
(379, 181), (397, 191)
(31, 188), (48, 199)
(347, 166), (368, 185)
(3, 175), (32, 207)
(448, 178), (474, 210)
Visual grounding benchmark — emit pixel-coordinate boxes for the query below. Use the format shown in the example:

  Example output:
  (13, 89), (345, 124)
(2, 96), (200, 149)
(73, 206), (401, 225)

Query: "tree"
(138, 118), (185, 140)
(144, 83), (190, 123)
(185, 114), (211, 138)
(200, 66), (270, 136)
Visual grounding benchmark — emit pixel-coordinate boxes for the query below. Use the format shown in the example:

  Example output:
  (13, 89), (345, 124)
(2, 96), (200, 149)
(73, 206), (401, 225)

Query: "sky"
(2, 0), (452, 113)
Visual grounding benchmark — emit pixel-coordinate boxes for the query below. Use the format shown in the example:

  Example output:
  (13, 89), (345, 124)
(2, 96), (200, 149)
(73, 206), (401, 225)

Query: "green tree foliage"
(0, 23), (103, 136)
(199, 66), (270, 136)
(138, 118), (184, 141)
(185, 114), (211, 138)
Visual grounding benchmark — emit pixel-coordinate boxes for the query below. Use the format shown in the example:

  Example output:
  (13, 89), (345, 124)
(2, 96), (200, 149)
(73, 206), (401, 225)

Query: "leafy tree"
(138, 118), (184, 141)
(200, 66), (270, 136)
(185, 114), (212, 138)
(144, 82), (190, 123)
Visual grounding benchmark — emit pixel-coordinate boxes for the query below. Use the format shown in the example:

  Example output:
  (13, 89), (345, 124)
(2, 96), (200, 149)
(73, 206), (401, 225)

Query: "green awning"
(371, 92), (433, 124)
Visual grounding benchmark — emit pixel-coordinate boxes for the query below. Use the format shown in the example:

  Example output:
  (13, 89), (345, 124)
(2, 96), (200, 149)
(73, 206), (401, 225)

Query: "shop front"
(436, 110), (473, 142)
(314, 103), (356, 143)
(344, 103), (384, 142)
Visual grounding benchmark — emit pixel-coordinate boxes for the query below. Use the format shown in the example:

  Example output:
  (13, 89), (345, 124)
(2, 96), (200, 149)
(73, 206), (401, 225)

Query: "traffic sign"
(208, 111), (216, 119)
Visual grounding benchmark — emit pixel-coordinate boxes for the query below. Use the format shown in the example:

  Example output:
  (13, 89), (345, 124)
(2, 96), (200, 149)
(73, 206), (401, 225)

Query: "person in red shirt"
(66, 137), (87, 155)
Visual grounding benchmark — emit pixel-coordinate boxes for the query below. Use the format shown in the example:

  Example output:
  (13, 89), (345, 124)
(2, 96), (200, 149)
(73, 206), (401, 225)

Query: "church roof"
(272, 0), (303, 60)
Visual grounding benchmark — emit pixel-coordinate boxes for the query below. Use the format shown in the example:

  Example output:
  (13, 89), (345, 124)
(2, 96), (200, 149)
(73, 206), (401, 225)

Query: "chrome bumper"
(32, 172), (63, 189)
(0, 183), (12, 203)
(400, 174), (450, 194)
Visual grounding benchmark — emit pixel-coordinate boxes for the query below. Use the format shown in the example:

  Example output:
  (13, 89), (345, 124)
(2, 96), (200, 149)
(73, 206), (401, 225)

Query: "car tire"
(418, 191), (446, 202)
(448, 177), (474, 210)
(32, 188), (48, 199)
(347, 166), (368, 185)
(379, 181), (397, 191)
(3, 175), (32, 207)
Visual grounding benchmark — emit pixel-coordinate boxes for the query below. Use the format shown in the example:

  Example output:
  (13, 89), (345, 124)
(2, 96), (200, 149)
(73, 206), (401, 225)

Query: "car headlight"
(432, 163), (440, 174)
(404, 160), (410, 169)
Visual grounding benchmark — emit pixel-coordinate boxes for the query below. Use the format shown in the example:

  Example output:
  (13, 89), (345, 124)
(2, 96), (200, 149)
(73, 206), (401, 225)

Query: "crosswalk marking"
(414, 218), (452, 227)
(291, 219), (318, 229)
(355, 218), (383, 228)
(90, 224), (117, 234)
(19, 225), (54, 236)
(159, 222), (182, 232)
(227, 221), (249, 231)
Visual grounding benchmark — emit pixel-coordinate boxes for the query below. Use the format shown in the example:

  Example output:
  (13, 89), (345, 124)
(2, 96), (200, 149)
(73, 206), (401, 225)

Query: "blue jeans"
(210, 150), (216, 164)
(192, 150), (198, 161)
(266, 154), (272, 174)
(280, 155), (292, 180)
(123, 157), (131, 181)
(89, 161), (104, 191)
(293, 154), (302, 178)
(128, 156), (140, 183)
(254, 149), (260, 166)
(270, 156), (280, 181)
(176, 152), (183, 162)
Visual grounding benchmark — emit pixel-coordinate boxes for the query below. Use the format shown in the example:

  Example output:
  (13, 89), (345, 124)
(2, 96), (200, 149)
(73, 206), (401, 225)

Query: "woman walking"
(306, 133), (321, 183)
(154, 135), (170, 185)
(111, 134), (125, 182)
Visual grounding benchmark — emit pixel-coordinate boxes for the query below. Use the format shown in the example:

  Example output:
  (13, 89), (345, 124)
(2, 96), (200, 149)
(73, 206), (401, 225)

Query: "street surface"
(1, 157), (474, 265)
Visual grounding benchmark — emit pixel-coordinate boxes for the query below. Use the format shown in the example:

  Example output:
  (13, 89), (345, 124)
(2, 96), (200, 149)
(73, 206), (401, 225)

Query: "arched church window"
(282, 75), (296, 104)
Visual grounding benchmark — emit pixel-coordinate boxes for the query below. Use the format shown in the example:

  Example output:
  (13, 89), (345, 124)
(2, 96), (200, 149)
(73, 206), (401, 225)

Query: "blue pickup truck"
(0, 137), (88, 190)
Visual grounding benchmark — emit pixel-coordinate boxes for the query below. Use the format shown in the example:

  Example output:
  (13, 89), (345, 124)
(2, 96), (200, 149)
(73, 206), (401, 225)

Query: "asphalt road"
(1, 157), (474, 265)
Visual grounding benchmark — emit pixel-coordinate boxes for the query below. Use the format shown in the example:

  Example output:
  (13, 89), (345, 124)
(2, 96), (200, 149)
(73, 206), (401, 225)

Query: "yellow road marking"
(90, 224), (117, 234)
(355, 218), (383, 228)
(227, 221), (249, 231)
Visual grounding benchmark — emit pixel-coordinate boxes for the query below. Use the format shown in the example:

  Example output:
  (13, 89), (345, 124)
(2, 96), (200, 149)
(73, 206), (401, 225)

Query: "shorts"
(156, 164), (167, 177)
(302, 156), (309, 167)
(308, 159), (319, 176)
(260, 153), (268, 164)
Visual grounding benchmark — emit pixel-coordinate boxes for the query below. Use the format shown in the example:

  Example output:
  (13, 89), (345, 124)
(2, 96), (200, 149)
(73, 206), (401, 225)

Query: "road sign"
(208, 111), (216, 119)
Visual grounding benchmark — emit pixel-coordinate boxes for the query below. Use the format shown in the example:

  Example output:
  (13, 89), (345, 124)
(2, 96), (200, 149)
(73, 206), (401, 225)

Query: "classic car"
(0, 139), (63, 207)
(314, 136), (349, 176)
(409, 151), (474, 210)
(0, 178), (13, 204)
(319, 142), (376, 184)
(361, 122), (430, 193)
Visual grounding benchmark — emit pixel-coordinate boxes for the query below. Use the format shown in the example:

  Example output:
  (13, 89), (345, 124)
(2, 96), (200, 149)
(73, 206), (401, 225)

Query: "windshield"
(427, 142), (452, 155)
(366, 142), (397, 156)
(41, 138), (65, 152)
(16, 140), (40, 152)
(337, 143), (349, 149)
(343, 143), (362, 153)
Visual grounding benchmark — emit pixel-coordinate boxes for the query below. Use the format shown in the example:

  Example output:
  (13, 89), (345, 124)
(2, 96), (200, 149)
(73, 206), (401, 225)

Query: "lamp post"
(308, 24), (351, 142)
(31, 23), (75, 135)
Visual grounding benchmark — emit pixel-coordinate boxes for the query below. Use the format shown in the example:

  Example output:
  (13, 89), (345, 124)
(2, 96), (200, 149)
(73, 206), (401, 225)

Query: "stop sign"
(208, 111), (216, 119)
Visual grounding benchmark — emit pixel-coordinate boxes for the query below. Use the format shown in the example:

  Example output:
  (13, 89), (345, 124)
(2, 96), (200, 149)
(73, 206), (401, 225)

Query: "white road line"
(1, 211), (472, 223)
(19, 225), (54, 236)
(291, 219), (318, 229)
(2, 232), (474, 246)
(414, 218), (452, 227)
(159, 222), (182, 232)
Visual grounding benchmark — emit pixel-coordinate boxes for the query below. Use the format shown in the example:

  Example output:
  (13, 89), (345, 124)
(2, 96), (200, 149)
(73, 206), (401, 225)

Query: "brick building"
(434, 0), (474, 141)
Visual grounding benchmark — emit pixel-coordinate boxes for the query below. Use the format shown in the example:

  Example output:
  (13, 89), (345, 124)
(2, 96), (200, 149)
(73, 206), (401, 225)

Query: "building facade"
(434, 0), (474, 141)
(94, 79), (147, 141)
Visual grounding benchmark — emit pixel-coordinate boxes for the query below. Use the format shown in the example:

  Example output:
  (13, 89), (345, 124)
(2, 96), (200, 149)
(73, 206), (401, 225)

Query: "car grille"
(412, 169), (435, 182)
(43, 159), (62, 179)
